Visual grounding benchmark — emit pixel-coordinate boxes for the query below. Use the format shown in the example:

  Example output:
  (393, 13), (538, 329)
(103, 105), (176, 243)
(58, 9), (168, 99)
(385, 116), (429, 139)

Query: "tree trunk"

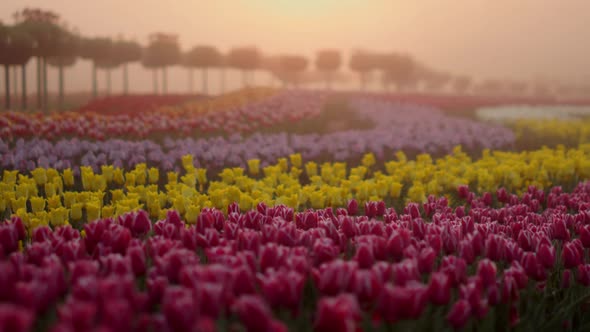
(21, 64), (27, 110)
(43, 57), (48, 112)
(4, 65), (10, 110)
(359, 72), (366, 91)
(58, 65), (65, 111)
(220, 67), (225, 94)
(162, 67), (167, 94)
(92, 62), (98, 98)
(188, 68), (194, 93)
(153, 69), (159, 94)
(202, 68), (208, 95)
(12, 67), (18, 108)
(123, 63), (129, 95)
(36, 57), (42, 109)
(106, 70), (112, 95)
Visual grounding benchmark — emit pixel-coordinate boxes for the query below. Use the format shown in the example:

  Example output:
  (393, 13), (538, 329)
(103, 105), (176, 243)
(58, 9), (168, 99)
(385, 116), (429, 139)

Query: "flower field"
(2, 90), (590, 332)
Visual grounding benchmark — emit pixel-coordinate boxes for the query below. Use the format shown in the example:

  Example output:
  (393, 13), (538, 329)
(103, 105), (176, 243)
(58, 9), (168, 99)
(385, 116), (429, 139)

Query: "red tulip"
(313, 238), (340, 266)
(562, 242), (582, 269)
(477, 259), (497, 288)
(521, 252), (547, 281)
(579, 225), (590, 248)
(552, 218), (570, 241)
(163, 286), (197, 332)
(577, 264), (590, 286)
(428, 272), (451, 305)
(537, 243), (555, 269)
(350, 269), (382, 303)
(378, 283), (428, 321)
(447, 300), (471, 329)
(258, 270), (305, 312)
(313, 260), (357, 296)
(347, 199), (359, 216)
(418, 247), (436, 274)
(313, 294), (360, 332)
(127, 245), (147, 276)
(0, 304), (34, 332)
(233, 295), (275, 332)
(354, 242), (375, 269)
(457, 185), (470, 199)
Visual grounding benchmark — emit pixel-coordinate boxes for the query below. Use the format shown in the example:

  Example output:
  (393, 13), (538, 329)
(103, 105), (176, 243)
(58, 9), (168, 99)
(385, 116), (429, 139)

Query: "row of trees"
(1, 8), (587, 111)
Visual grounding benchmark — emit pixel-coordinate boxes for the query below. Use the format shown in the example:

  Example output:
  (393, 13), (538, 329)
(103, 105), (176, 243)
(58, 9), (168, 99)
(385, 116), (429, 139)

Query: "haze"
(1, 0), (589, 93)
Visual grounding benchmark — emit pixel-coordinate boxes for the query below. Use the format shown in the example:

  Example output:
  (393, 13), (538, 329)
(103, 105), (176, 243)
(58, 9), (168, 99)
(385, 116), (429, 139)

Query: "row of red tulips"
(2, 183), (590, 331)
(0, 91), (326, 142)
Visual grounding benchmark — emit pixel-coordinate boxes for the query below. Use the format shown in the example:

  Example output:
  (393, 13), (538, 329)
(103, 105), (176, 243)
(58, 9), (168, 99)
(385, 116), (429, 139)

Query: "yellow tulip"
(86, 203), (101, 222)
(31, 168), (47, 186)
(148, 168), (159, 184)
(289, 153), (302, 168)
(247, 159), (261, 176)
(71, 203), (83, 220)
(30, 197), (46, 213)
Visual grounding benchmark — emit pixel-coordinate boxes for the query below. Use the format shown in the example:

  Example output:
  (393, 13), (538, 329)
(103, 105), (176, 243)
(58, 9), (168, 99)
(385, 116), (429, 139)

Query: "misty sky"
(1, 0), (589, 94)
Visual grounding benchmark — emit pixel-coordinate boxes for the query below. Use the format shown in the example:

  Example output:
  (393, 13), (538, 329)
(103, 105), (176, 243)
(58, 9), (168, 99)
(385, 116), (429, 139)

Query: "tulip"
(457, 185), (470, 199)
(313, 238), (340, 266)
(562, 242), (582, 269)
(521, 252), (547, 281)
(447, 300), (471, 329)
(417, 247), (436, 274)
(537, 243), (555, 269)
(476, 259), (497, 288)
(163, 286), (197, 332)
(350, 269), (382, 303)
(0, 304), (34, 332)
(233, 295), (275, 332)
(313, 260), (357, 296)
(354, 242), (375, 269)
(377, 282), (428, 321)
(579, 224), (590, 248)
(428, 272), (451, 305)
(577, 264), (590, 286)
(313, 294), (360, 332)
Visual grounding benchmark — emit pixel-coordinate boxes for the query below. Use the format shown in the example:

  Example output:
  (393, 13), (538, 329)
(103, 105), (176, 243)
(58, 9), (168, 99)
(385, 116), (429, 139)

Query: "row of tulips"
(0, 98), (515, 172)
(0, 89), (323, 142)
(2, 182), (590, 331)
(2, 145), (590, 231)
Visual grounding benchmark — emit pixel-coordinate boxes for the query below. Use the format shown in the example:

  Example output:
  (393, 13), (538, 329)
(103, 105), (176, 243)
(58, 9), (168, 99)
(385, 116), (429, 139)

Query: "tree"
(78, 37), (113, 98)
(46, 27), (79, 110)
(274, 54), (308, 87)
(0, 24), (34, 110)
(112, 39), (142, 94)
(423, 70), (451, 93)
(228, 46), (261, 88)
(452, 75), (472, 95)
(143, 33), (181, 94)
(315, 49), (341, 90)
(185, 45), (222, 94)
(15, 8), (63, 111)
(378, 53), (416, 91)
(349, 51), (376, 90)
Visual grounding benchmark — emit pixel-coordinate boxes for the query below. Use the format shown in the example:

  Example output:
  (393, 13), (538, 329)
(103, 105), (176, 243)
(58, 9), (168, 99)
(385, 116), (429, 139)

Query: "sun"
(250, 0), (353, 18)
